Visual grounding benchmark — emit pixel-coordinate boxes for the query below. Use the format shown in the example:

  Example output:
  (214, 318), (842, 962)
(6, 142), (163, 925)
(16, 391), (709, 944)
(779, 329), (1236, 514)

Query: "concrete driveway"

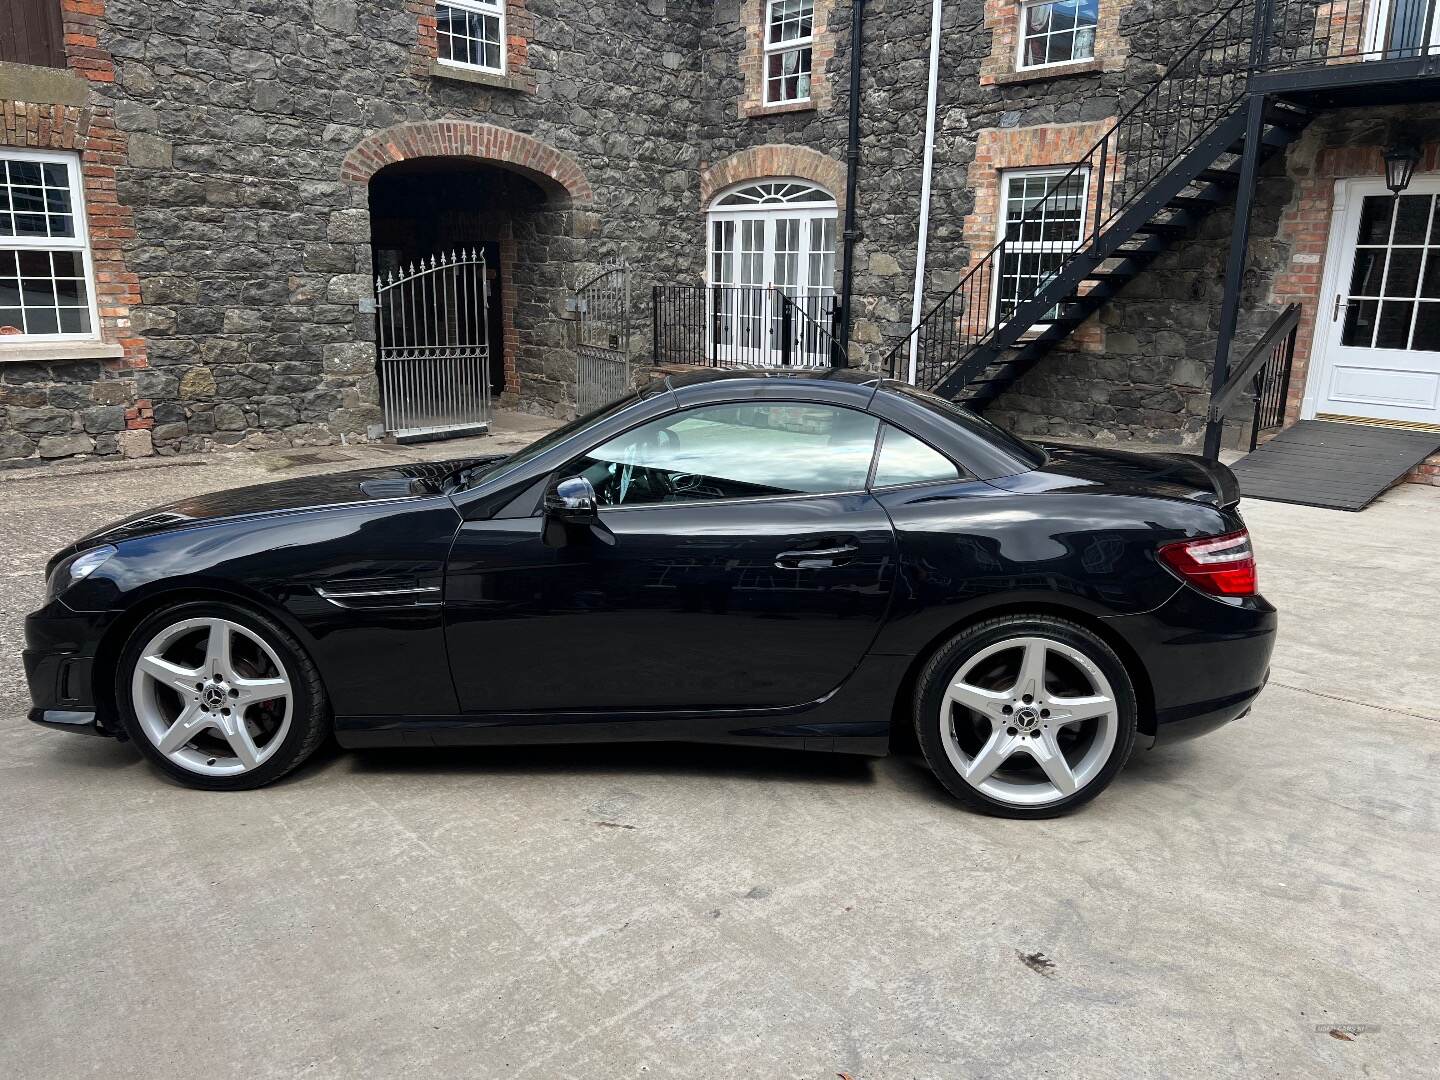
(1, 434), (1437, 1079)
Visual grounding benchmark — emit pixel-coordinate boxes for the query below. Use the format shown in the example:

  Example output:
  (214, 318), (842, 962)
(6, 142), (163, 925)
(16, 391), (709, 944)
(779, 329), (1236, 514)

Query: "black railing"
(653, 285), (843, 369)
(1261, 0), (1440, 71)
(886, 0), (1261, 391)
(1209, 303), (1301, 449)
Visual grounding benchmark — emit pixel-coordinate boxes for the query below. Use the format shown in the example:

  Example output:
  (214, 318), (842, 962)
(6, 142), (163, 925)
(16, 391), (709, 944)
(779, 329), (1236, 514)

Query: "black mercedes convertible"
(25, 370), (1275, 817)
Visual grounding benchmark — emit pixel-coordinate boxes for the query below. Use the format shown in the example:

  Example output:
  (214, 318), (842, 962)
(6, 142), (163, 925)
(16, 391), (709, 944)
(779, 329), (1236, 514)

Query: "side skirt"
(334, 653), (909, 757)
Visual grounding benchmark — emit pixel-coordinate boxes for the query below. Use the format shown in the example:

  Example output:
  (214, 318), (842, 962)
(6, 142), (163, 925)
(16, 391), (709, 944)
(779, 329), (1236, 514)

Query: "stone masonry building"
(1, 0), (1437, 485)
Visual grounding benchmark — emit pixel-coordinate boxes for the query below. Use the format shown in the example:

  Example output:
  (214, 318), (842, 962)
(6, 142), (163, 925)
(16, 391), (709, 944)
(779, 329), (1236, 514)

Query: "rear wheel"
(915, 615), (1137, 818)
(115, 601), (330, 790)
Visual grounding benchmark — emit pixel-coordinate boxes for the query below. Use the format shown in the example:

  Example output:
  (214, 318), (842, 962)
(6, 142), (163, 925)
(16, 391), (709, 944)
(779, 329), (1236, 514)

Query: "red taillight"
(1158, 529), (1257, 596)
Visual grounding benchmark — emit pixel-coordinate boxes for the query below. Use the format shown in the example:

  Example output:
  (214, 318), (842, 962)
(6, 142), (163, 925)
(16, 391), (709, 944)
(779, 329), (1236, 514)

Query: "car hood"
(66, 455), (505, 554)
(995, 443), (1241, 508)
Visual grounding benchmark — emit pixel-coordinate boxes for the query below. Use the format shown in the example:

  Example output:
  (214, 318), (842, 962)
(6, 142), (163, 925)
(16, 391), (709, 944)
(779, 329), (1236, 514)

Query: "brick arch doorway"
(368, 159), (546, 404)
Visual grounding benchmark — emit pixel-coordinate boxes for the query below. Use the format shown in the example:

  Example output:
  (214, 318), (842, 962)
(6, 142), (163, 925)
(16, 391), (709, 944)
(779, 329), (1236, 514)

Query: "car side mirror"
(545, 475), (599, 523)
(543, 475), (603, 548)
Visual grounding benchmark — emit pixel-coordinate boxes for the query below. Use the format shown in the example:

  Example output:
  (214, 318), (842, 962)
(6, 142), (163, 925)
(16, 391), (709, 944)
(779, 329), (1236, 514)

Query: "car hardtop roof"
(659, 367), (888, 404)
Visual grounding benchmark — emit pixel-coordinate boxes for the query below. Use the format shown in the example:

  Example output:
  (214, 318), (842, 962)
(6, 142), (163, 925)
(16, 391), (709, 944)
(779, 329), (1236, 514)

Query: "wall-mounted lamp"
(1383, 142), (1421, 197)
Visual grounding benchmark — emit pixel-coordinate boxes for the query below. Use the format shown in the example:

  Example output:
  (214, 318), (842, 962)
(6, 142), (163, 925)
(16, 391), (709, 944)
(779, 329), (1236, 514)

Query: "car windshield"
(886, 383), (1047, 469)
(450, 388), (650, 491)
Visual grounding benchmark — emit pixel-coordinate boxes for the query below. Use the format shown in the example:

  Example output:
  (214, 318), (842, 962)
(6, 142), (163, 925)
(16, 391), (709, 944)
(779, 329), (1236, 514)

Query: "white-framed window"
(436, 0), (506, 74)
(764, 0), (814, 105)
(996, 166), (1089, 322)
(1017, 0), (1098, 69)
(0, 149), (98, 341)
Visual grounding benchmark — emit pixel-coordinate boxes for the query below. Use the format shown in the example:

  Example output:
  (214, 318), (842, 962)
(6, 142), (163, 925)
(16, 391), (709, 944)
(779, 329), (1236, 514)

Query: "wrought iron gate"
(375, 249), (491, 441)
(573, 263), (631, 413)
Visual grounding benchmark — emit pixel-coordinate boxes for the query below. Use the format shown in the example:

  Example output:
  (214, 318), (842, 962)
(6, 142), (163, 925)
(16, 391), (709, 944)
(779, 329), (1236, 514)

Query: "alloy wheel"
(937, 635), (1118, 808)
(130, 616), (293, 777)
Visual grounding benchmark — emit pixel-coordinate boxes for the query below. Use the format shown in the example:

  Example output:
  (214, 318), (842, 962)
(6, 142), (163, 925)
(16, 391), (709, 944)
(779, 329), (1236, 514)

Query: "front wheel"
(915, 615), (1137, 818)
(115, 601), (331, 790)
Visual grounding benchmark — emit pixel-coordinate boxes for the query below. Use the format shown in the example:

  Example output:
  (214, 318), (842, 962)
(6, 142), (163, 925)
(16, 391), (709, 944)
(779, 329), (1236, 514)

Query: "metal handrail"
(774, 288), (851, 368)
(1209, 303), (1301, 420)
(652, 284), (842, 370)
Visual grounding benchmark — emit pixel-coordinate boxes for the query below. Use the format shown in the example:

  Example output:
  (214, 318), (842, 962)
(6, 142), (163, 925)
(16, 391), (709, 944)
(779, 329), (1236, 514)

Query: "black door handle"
(774, 543), (860, 570)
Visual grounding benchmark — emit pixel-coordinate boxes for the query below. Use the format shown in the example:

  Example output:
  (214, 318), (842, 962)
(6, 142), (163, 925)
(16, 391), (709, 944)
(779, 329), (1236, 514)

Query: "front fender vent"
(315, 580), (441, 609)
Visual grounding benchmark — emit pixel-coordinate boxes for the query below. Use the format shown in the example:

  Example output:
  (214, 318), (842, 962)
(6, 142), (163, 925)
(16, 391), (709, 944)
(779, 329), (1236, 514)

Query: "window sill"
(0, 340), (125, 363)
(988, 59), (1105, 86)
(744, 99), (817, 119)
(429, 62), (533, 93)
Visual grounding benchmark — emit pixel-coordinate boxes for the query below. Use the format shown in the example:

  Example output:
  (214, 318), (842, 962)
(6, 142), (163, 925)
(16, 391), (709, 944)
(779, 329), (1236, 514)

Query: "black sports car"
(25, 370), (1275, 817)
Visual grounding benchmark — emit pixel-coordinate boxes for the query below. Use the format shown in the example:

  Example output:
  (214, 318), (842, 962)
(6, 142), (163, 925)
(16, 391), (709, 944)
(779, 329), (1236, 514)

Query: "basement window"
(436, 0), (506, 74)
(764, 0), (814, 105)
(0, 150), (98, 341)
(1017, 0), (1098, 70)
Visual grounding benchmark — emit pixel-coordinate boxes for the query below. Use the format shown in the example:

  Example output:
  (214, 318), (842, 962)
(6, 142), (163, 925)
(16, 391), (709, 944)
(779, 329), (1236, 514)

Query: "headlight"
(45, 545), (117, 602)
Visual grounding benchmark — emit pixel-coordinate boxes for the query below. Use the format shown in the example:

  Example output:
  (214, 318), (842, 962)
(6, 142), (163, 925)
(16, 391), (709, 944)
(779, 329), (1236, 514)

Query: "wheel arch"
(886, 599), (1157, 754)
(91, 584), (330, 733)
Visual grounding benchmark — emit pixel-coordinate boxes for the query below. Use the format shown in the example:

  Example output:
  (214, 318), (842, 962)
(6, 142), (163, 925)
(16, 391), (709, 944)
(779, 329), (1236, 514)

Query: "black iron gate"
(573, 263), (631, 413)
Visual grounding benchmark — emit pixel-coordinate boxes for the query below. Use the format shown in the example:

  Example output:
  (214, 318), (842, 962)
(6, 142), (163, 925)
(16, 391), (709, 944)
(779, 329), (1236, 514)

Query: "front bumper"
(1104, 583), (1277, 747)
(24, 600), (118, 737)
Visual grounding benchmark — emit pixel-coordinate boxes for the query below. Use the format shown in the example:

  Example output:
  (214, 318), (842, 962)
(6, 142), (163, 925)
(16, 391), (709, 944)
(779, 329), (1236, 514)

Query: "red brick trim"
(1, 0), (146, 404)
(962, 121), (1114, 352)
(979, 0), (1125, 87)
(410, 0), (535, 91)
(339, 121), (593, 206)
(738, 0), (837, 119)
(699, 144), (847, 209)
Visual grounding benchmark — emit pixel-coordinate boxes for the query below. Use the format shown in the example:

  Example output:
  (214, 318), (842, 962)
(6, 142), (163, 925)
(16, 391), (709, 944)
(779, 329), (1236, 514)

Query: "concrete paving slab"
(1, 429), (1437, 1079)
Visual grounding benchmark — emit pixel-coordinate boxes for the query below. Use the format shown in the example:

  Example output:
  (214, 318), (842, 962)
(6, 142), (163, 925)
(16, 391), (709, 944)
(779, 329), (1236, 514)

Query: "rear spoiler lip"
(1159, 453), (1241, 510)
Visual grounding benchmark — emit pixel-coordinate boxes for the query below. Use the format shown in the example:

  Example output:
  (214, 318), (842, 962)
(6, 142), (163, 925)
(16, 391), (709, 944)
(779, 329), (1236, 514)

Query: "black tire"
(114, 600), (331, 791)
(914, 614), (1137, 819)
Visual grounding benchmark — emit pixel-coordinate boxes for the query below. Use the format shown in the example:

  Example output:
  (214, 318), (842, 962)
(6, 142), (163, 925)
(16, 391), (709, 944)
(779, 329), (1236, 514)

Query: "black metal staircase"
(886, 0), (1313, 408)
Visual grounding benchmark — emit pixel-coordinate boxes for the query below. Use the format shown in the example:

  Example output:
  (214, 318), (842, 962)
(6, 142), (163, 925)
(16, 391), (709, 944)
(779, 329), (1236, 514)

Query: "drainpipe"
(836, 0), (867, 368)
(907, 0), (944, 384)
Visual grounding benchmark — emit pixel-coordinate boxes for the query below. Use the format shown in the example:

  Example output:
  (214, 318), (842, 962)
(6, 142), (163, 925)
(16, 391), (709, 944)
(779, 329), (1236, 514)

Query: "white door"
(1306, 178), (1440, 429)
(707, 181), (837, 367)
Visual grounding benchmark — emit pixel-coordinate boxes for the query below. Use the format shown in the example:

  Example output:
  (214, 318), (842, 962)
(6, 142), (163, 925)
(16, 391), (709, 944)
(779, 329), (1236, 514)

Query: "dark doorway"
(369, 160), (547, 396)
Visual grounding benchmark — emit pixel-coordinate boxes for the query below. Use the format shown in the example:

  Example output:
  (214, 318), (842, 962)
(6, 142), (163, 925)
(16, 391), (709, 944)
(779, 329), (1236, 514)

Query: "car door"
(444, 399), (899, 716)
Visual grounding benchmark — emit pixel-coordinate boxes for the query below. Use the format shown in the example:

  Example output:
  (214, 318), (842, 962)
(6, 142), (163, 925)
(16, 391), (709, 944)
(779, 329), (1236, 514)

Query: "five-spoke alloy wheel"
(116, 602), (330, 790)
(916, 615), (1137, 818)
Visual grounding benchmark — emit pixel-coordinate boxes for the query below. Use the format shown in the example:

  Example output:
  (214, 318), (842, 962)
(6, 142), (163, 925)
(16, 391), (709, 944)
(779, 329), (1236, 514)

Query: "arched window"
(713, 181), (835, 207)
(706, 180), (838, 366)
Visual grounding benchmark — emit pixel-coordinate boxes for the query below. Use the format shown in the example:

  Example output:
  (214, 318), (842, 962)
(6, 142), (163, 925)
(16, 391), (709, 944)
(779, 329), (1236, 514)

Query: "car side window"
(872, 424), (960, 488)
(567, 402), (881, 507)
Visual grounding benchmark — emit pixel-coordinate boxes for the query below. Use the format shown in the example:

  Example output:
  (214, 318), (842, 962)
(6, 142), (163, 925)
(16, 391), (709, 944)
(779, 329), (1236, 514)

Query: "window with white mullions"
(436, 0), (506, 74)
(1340, 193), (1440, 352)
(1018, 0), (1098, 69)
(996, 168), (1089, 324)
(764, 0), (814, 105)
(0, 150), (98, 340)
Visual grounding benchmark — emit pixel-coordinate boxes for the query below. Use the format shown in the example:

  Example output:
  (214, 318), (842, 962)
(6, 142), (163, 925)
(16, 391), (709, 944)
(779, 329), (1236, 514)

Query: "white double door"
(1305, 178), (1440, 428)
(708, 210), (837, 366)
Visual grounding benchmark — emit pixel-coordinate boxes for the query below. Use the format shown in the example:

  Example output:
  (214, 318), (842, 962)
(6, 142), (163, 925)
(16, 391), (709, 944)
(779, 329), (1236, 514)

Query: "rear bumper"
(24, 601), (117, 738)
(1104, 584), (1276, 748)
